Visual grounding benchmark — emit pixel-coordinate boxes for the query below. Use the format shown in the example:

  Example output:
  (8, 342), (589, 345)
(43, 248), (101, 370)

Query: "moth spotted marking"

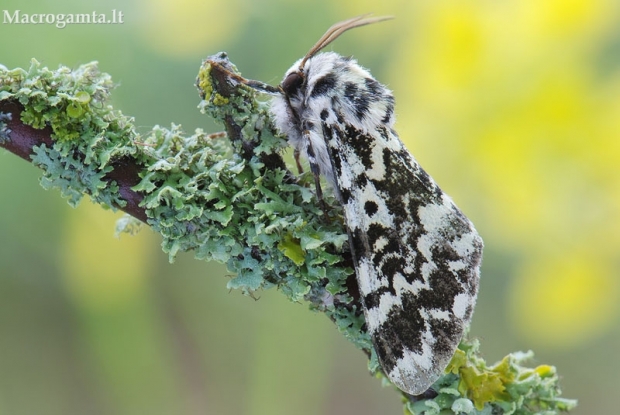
(242, 15), (482, 395)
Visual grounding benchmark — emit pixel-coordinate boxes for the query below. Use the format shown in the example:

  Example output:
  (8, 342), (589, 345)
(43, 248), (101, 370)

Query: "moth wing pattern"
(268, 21), (483, 396)
(323, 117), (483, 395)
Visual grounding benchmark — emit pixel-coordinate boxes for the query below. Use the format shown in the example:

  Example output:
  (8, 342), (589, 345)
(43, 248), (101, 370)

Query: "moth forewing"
(323, 110), (482, 396)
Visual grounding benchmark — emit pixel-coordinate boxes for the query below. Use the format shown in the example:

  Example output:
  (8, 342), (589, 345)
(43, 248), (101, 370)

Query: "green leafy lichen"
(0, 59), (138, 207)
(278, 233), (306, 266)
(133, 118), (352, 306)
(31, 143), (117, 207)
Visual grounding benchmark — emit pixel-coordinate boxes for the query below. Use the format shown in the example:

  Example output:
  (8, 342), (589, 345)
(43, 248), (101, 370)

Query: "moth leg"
(305, 134), (330, 220)
(205, 59), (281, 95)
(294, 149), (304, 174)
(243, 79), (281, 95)
(206, 131), (227, 139)
(313, 171), (330, 221)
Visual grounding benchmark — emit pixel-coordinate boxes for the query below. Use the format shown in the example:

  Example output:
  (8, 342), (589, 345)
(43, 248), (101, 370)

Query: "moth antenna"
(299, 14), (394, 70)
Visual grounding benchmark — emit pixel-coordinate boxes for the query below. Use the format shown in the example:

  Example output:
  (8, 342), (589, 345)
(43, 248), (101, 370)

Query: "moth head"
(279, 14), (393, 98)
(281, 71), (304, 97)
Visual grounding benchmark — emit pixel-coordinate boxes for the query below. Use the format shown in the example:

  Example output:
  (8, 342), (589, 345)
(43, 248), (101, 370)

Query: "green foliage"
(0, 59), (577, 414)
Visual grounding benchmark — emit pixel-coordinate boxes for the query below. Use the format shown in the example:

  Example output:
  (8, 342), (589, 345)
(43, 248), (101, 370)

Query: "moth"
(231, 16), (483, 395)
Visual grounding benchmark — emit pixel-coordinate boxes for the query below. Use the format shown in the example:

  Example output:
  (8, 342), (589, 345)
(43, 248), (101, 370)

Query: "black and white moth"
(237, 16), (483, 395)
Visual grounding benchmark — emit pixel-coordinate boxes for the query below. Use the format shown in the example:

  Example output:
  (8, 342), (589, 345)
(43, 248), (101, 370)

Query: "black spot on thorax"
(310, 73), (337, 97)
(343, 82), (371, 120)
(364, 77), (383, 97)
(381, 100), (394, 124)
(344, 82), (358, 101)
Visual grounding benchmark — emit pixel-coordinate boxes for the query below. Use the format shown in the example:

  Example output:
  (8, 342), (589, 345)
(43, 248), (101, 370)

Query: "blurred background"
(1, 0), (619, 414)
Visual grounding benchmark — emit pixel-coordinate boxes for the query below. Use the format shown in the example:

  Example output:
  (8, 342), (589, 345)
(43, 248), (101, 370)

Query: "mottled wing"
(322, 122), (483, 395)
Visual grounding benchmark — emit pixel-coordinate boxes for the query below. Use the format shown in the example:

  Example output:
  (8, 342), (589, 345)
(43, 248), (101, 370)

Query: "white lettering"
(2, 10), (124, 27)
(75, 13), (90, 24)
(56, 14), (65, 29)
(110, 9), (124, 24)
(3, 9), (19, 24)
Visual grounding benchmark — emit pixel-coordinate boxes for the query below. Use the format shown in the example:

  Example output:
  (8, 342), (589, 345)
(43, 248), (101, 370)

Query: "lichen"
(404, 338), (577, 415)
(0, 59), (138, 207)
(133, 118), (354, 307)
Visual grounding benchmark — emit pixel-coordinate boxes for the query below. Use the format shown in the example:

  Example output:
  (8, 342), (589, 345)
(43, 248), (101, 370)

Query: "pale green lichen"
(31, 144), (118, 207)
(0, 59), (138, 207)
(0, 58), (576, 414)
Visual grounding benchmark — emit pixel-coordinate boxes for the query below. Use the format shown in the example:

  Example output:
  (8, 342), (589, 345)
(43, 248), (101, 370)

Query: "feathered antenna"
(299, 14), (394, 70)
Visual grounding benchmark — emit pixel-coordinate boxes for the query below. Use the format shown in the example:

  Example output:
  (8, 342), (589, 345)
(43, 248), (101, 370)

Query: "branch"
(0, 100), (147, 221)
(0, 59), (576, 414)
